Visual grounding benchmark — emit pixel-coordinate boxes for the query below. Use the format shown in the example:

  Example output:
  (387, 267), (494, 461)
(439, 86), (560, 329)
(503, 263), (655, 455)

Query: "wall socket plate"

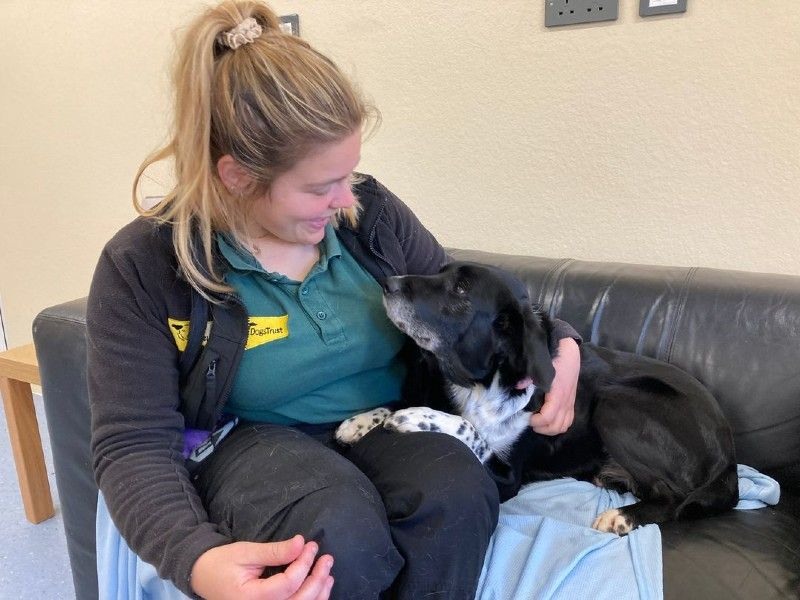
(279, 14), (300, 36)
(640, 0), (687, 17)
(545, 0), (618, 27)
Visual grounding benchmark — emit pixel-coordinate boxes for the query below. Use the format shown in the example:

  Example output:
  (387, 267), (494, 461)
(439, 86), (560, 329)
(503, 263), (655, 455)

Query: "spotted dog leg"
(383, 407), (491, 462)
(335, 407), (392, 446)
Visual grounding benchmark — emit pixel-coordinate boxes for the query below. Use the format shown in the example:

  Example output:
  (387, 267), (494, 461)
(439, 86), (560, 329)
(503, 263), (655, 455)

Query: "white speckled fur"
(383, 407), (491, 461)
(336, 373), (535, 464)
(335, 407), (392, 445)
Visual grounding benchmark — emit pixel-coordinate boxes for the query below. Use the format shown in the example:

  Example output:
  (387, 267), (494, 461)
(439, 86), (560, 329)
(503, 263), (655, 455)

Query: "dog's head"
(383, 262), (556, 392)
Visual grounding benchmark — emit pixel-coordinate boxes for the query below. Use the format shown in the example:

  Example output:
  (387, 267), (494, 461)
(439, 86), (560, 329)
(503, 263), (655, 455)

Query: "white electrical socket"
(545, 0), (619, 27)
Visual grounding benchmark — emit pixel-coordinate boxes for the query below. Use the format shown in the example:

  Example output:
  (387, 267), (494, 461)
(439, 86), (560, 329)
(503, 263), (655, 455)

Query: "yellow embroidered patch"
(167, 319), (211, 352)
(246, 315), (289, 350)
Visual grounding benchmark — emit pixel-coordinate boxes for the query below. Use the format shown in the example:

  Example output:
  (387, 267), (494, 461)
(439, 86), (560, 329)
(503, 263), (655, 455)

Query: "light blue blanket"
(477, 479), (661, 600)
(476, 464), (779, 600)
(96, 464), (779, 600)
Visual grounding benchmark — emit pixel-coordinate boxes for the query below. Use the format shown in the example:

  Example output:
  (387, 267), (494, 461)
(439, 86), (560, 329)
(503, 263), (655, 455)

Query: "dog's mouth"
(402, 328), (438, 352)
(393, 320), (408, 334)
(414, 334), (433, 347)
(392, 320), (433, 347)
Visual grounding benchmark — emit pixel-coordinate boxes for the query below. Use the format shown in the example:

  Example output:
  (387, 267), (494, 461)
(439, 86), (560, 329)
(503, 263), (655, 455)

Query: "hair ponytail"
(134, 0), (378, 299)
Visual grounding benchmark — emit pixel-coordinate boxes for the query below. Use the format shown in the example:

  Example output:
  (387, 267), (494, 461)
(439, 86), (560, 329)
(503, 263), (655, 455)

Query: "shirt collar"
(318, 223), (342, 268)
(216, 224), (342, 279)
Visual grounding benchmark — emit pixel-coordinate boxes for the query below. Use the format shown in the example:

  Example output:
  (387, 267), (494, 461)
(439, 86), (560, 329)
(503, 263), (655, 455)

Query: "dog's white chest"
(448, 374), (533, 459)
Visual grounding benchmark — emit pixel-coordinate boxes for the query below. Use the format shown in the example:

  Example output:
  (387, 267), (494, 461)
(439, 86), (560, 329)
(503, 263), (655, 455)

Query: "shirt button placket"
(300, 283), (329, 339)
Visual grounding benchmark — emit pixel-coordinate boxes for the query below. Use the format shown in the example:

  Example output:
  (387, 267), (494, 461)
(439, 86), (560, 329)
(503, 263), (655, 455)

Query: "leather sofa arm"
(32, 298), (97, 600)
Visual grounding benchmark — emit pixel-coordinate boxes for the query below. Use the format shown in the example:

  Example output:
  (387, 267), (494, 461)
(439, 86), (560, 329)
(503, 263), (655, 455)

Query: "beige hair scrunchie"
(219, 17), (263, 50)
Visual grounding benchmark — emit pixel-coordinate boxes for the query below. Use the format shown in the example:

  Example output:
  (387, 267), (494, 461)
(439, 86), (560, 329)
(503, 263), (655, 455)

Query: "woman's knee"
(348, 430), (499, 597)
(293, 482), (404, 598)
(194, 424), (402, 595)
(351, 429), (500, 549)
(409, 433), (500, 538)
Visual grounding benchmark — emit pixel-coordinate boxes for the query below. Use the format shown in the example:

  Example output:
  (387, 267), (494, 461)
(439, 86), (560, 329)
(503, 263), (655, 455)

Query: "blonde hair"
(133, 0), (378, 298)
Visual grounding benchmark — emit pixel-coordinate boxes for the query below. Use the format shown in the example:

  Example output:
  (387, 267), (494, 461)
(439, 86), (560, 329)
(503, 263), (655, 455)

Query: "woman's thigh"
(345, 427), (500, 599)
(193, 422), (403, 598)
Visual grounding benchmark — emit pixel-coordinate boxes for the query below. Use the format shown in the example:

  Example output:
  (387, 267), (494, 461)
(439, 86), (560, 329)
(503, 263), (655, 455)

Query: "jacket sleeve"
(372, 179), (451, 276)
(88, 232), (230, 597)
(551, 320), (582, 345)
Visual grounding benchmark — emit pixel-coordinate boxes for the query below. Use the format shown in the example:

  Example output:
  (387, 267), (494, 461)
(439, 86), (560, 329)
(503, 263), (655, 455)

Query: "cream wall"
(0, 1), (798, 346)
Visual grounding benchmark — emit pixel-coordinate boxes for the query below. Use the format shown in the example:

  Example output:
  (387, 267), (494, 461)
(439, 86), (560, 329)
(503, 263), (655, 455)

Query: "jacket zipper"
(211, 293), (249, 426)
(205, 359), (217, 413)
(366, 201), (399, 277)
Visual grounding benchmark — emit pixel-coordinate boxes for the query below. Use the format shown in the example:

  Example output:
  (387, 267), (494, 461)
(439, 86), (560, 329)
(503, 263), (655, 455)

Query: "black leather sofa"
(33, 248), (800, 599)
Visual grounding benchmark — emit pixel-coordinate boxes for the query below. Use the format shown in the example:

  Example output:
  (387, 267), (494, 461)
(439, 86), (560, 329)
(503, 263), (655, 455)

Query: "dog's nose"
(383, 276), (402, 294)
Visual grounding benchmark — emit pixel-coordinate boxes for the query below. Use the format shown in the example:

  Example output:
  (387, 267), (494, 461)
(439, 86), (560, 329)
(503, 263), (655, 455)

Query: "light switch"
(639, 0), (687, 17)
(279, 14), (300, 36)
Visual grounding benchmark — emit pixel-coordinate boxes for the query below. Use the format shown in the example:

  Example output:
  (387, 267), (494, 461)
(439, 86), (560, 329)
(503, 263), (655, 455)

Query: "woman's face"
(249, 130), (361, 247)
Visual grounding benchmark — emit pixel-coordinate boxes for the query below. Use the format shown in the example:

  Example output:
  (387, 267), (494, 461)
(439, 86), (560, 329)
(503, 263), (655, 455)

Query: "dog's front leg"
(384, 407), (491, 463)
(335, 407), (392, 446)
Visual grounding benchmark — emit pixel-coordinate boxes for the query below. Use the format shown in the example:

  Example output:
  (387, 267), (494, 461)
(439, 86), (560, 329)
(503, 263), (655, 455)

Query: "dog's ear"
(448, 312), (498, 386)
(438, 312), (498, 387)
(521, 305), (556, 391)
(497, 303), (555, 392)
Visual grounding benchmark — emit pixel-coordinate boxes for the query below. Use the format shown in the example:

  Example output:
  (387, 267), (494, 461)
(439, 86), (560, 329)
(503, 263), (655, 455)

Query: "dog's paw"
(591, 509), (634, 535)
(384, 408), (492, 463)
(335, 407), (392, 446)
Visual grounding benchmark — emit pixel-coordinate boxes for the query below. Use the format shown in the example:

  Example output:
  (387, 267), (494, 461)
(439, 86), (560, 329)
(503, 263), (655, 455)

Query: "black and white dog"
(336, 261), (739, 535)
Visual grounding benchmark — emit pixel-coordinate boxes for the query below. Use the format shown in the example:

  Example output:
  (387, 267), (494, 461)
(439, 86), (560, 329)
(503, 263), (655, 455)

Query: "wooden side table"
(0, 343), (54, 523)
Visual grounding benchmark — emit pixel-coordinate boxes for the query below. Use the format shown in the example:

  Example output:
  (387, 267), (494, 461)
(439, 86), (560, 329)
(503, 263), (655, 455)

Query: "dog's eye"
(494, 313), (510, 330)
(453, 280), (468, 295)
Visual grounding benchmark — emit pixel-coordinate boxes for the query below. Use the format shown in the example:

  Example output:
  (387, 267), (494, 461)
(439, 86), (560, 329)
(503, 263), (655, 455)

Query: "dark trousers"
(194, 422), (500, 600)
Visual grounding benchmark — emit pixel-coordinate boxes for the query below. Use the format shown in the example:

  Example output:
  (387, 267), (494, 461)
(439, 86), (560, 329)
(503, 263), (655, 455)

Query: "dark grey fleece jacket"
(87, 175), (579, 595)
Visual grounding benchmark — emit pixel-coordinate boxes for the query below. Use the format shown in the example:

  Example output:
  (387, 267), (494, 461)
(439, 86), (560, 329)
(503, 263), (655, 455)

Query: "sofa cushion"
(661, 493), (800, 598)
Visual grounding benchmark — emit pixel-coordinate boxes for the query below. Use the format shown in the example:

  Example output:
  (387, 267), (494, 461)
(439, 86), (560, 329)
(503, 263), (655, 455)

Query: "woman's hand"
(191, 535), (334, 600)
(530, 337), (580, 435)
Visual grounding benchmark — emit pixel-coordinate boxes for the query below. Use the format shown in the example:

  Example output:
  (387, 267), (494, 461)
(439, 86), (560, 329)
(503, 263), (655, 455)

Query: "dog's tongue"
(515, 377), (534, 390)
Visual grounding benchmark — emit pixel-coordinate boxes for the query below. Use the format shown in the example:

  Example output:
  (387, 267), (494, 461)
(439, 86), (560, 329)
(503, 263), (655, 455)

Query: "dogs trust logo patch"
(245, 315), (289, 350)
(168, 319), (212, 352)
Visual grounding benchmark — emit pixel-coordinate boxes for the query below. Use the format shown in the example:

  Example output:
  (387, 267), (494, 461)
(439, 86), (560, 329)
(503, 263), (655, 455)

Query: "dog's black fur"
(377, 261), (738, 534)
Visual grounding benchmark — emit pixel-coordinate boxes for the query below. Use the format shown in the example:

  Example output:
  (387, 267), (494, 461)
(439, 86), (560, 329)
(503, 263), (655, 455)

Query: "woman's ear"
(216, 155), (253, 194)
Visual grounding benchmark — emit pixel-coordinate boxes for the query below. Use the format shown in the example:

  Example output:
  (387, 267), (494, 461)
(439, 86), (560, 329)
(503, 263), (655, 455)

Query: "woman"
(87, 2), (581, 599)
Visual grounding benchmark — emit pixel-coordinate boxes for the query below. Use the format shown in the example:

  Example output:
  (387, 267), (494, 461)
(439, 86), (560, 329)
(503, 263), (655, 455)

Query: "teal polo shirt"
(216, 225), (407, 425)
